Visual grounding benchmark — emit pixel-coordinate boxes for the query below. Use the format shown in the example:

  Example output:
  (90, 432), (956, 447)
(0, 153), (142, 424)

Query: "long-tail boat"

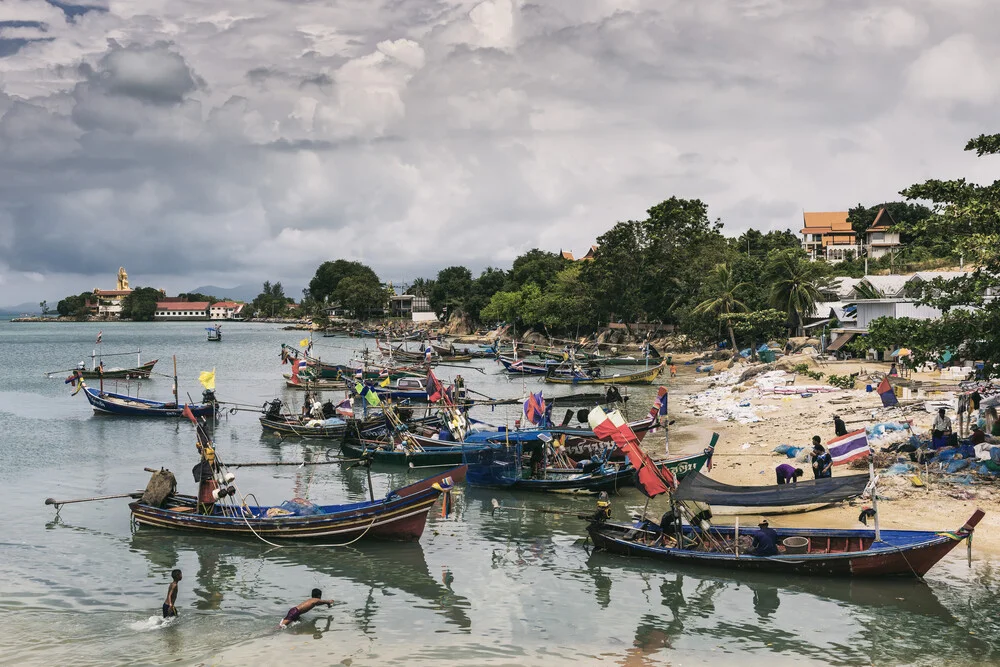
(129, 410), (465, 542)
(586, 510), (985, 578)
(77, 359), (158, 379)
(544, 362), (666, 385)
(68, 369), (216, 418)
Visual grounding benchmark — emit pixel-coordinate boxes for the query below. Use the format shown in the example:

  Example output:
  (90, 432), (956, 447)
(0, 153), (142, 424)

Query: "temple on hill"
(93, 267), (134, 318)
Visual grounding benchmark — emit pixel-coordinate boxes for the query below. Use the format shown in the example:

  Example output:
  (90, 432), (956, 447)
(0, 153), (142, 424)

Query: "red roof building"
(154, 302), (211, 320)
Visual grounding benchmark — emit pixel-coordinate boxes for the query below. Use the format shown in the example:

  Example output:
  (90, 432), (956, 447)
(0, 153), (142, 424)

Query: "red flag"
(290, 360), (302, 385)
(182, 404), (197, 424)
(588, 407), (674, 497)
(96, 330), (102, 344)
(426, 369), (446, 403)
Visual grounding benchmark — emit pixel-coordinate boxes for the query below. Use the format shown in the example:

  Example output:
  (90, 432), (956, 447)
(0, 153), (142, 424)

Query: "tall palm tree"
(692, 263), (749, 356)
(765, 251), (828, 337)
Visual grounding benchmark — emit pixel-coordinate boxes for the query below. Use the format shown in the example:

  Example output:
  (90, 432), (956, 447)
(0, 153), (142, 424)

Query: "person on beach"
(775, 463), (803, 485)
(280, 589), (334, 628)
(970, 424), (988, 446)
(751, 520), (779, 556)
(163, 569), (182, 618)
(932, 408), (952, 449)
(833, 415), (847, 437)
(811, 439), (832, 479)
(670, 364), (677, 378)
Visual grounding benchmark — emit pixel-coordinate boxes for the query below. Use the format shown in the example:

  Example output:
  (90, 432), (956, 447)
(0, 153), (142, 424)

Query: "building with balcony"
(800, 211), (857, 262)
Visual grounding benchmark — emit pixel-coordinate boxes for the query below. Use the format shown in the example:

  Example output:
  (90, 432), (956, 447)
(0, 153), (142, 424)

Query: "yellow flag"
(379, 377), (391, 387)
(199, 368), (216, 390)
(299, 338), (310, 348)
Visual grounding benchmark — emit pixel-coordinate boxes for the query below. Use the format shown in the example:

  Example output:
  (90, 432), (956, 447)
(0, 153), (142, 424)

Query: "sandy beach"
(661, 356), (1000, 555)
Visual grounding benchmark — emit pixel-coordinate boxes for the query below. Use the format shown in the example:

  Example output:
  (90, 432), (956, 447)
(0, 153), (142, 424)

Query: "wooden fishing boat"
(77, 359), (158, 379)
(130, 465), (466, 541)
(340, 439), (474, 468)
(674, 471), (870, 516)
(206, 325), (222, 342)
(259, 415), (347, 440)
(586, 510), (985, 578)
(544, 362), (666, 385)
(80, 382), (217, 418)
(463, 442), (637, 494)
(498, 356), (565, 375)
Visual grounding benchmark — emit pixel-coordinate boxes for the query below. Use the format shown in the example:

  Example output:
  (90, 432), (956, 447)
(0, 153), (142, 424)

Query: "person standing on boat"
(810, 438), (832, 479)
(775, 463), (803, 485)
(833, 415), (848, 437)
(751, 520), (779, 556)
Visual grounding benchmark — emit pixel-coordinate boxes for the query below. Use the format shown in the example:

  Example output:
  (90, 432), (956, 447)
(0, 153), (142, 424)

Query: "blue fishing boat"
(80, 383), (217, 417)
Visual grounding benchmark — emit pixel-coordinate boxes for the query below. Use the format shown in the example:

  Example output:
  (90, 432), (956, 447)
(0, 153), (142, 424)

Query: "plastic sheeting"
(674, 472), (870, 507)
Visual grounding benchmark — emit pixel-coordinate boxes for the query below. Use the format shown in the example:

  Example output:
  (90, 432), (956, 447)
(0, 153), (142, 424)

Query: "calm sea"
(0, 321), (996, 666)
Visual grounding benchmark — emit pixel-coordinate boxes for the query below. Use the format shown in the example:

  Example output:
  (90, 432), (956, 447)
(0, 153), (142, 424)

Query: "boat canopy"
(674, 472), (869, 507)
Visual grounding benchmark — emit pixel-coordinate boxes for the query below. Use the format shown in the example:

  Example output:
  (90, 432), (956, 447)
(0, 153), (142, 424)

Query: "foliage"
(846, 201), (938, 251)
(719, 309), (785, 356)
(580, 197), (727, 325)
(692, 263), (749, 354)
(860, 132), (1000, 377)
(729, 229), (801, 259)
(406, 277), (435, 298)
(251, 281), (289, 317)
(56, 292), (95, 319)
(764, 250), (830, 336)
(39, 300), (48, 315)
(121, 287), (162, 321)
(308, 260), (380, 305)
(508, 250), (569, 291)
(792, 363), (825, 380)
(464, 268), (508, 325)
(429, 266), (473, 320)
(177, 292), (218, 303)
(333, 275), (389, 319)
(826, 374), (857, 389)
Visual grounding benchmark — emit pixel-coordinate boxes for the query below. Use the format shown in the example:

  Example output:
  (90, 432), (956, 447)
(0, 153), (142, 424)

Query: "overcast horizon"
(2, 0), (999, 305)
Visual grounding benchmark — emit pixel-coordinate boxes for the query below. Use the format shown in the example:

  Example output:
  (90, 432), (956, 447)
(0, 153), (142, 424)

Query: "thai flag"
(523, 391), (546, 425)
(95, 330), (102, 344)
(511, 359), (524, 371)
(877, 377), (898, 407)
(649, 386), (668, 418)
(827, 429), (870, 465)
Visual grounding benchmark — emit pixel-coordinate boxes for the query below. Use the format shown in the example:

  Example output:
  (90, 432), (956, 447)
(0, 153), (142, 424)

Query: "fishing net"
(140, 470), (177, 507)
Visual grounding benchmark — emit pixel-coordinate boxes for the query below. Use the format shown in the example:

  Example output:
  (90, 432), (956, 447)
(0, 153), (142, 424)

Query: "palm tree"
(765, 251), (829, 337)
(692, 263), (749, 356)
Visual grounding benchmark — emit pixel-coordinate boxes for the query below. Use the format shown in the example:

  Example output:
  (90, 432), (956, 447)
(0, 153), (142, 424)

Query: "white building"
(209, 302), (245, 320)
(154, 302), (211, 320)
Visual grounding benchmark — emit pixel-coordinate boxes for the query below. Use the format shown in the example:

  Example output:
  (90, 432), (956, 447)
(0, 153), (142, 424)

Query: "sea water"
(0, 321), (997, 666)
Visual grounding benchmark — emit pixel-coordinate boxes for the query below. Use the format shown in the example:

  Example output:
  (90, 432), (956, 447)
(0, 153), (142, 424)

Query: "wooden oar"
(490, 498), (591, 519)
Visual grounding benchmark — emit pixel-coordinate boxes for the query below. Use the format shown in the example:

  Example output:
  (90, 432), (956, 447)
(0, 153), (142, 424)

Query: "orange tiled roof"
(801, 211), (853, 235)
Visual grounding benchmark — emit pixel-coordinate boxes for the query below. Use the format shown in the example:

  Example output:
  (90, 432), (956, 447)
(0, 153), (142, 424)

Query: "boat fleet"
(48, 334), (983, 581)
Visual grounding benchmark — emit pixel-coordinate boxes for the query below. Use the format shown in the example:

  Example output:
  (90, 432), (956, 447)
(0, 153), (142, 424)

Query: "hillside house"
(800, 211), (856, 262)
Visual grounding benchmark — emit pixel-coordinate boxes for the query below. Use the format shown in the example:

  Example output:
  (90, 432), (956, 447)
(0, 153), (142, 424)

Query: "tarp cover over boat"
(674, 472), (869, 507)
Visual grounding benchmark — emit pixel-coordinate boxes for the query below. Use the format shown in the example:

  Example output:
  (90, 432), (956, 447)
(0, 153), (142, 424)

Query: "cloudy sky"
(1, 0), (998, 304)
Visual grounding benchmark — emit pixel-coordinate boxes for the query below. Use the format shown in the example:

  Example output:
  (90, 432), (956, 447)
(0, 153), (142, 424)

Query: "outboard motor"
(263, 398), (283, 420)
(202, 389), (217, 405)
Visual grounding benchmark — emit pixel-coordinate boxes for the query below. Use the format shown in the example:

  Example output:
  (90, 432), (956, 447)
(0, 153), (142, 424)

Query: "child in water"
(279, 589), (334, 628)
(163, 570), (182, 618)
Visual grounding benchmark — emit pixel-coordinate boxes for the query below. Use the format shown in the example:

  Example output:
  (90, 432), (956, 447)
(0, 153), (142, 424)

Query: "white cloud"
(907, 34), (998, 105)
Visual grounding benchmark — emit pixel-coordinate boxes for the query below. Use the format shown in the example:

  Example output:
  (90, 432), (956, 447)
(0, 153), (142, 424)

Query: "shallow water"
(0, 321), (997, 666)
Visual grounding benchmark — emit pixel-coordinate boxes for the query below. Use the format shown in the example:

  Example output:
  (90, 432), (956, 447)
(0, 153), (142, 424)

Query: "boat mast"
(867, 441), (881, 542)
(173, 355), (179, 407)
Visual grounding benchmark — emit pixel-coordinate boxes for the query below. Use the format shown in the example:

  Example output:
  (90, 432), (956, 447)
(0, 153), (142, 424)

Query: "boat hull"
(78, 359), (158, 379)
(259, 416), (346, 440)
(544, 362), (666, 385)
(341, 439), (472, 467)
(587, 511), (984, 578)
(130, 466), (466, 542)
(83, 386), (215, 418)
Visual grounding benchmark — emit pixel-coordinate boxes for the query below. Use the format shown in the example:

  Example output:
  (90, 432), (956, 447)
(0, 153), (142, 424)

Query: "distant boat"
(207, 325), (222, 342)
(543, 362), (666, 386)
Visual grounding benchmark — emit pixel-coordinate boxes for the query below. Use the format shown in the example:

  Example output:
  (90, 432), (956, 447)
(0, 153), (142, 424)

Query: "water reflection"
(128, 532), (472, 631)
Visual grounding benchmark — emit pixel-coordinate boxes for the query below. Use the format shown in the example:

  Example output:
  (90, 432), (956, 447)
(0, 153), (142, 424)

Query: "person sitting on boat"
(775, 463), (803, 485)
(810, 439), (832, 479)
(580, 455), (603, 474)
(751, 520), (780, 557)
(931, 408), (953, 449)
(279, 588), (335, 628)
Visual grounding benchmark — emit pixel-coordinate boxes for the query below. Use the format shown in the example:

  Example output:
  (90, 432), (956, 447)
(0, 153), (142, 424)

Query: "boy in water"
(279, 589), (334, 628)
(163, 569), (182, 618)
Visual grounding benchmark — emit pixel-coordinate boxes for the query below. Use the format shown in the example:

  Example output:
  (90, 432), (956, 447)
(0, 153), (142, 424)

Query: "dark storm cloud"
(1, 0), (1000, 302)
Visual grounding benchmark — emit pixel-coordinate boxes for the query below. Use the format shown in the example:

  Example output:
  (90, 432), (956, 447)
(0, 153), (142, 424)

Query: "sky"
(1, 0), (999, 305)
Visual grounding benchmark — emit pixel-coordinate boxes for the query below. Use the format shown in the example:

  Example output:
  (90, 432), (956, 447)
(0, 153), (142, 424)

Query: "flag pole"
(867, 438), (881, 542)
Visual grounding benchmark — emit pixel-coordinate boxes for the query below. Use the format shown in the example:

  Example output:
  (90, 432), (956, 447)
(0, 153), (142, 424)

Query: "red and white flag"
(95, 330), (102, 344)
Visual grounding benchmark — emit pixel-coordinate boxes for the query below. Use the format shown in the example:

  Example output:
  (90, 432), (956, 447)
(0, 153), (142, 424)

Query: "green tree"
(508, 249), (568, 290)
(177, 292), (218, 303)
(721, 309), (788, 359)
(534, 264), (597, 331)
(251, 281), (288, 317)
(333, 275), (389, 319)
(56, 292), (95, 319)
(846, 201), (935, 247)
(730, 229), (801, 258)
(765, 250), (829, 336)
(308, 260), (380, 304)
(121, 287), (162, 321)
(39, 300), (48, 315)
(862, 132), (1000, 377)
(429, 266), (473, 320)
(406, 277), (435, 298)
(464, 268), (508, 325)
(692, 263), (750, 355)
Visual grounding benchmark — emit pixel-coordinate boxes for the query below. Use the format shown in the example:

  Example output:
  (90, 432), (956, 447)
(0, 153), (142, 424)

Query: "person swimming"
(279, 588), (334, 628)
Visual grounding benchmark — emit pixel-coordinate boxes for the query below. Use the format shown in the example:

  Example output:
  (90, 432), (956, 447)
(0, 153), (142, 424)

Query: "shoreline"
(659, 357), (1000, 556)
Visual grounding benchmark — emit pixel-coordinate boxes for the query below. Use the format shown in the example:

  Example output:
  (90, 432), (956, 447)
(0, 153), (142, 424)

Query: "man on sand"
(163, 569), (182, 618)
(811, 437), (832, 479)
(833, 414), (848, 437)
(280, 588), (335, 628)
(775, 463), (803, 485)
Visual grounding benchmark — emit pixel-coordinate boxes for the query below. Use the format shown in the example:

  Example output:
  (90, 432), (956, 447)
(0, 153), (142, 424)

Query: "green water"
(0, 321), (997, 666)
